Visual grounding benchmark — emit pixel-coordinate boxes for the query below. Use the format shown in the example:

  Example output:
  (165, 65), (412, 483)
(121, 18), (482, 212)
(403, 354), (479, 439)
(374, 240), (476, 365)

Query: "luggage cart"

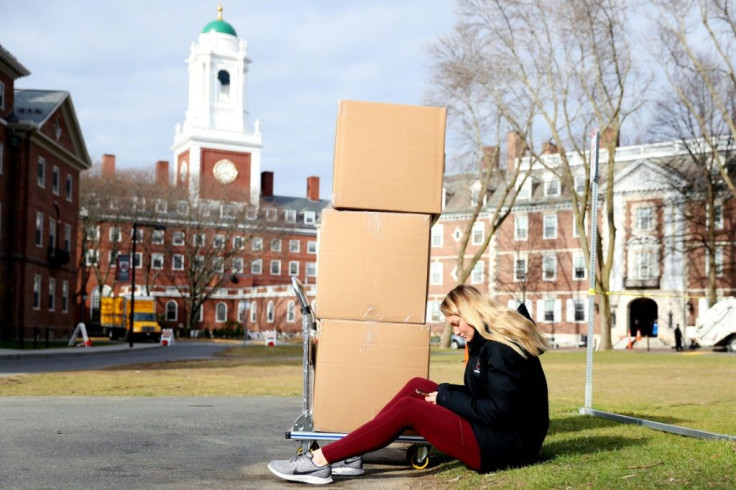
(284, 277), (432, 469)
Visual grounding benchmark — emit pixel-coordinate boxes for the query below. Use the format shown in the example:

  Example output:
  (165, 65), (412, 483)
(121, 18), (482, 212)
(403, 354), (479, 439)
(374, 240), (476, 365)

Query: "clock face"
(213, 159), (238, 184)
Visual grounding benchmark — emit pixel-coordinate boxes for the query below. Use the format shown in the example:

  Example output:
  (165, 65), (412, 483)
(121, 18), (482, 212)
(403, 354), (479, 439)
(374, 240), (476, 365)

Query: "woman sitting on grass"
(268, 284), (550, 485)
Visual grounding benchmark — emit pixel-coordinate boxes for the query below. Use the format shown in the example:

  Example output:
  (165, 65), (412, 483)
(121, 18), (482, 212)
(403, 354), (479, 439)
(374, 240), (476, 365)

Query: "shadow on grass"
(539, 434), (646, 462)
(548, 411), (691, 436)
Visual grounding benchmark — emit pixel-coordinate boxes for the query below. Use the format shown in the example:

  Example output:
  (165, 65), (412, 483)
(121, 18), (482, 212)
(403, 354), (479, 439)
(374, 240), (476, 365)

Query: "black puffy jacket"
(436, 329), (549, 472)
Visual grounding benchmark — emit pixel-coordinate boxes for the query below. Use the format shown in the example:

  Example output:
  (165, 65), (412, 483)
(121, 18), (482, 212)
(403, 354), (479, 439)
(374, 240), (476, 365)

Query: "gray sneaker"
(331, 456), (364, 476)
(267, 452), (333, 485)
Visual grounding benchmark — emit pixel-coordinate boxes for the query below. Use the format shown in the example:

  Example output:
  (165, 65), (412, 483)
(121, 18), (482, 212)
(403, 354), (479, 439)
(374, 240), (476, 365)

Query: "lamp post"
(128, 221), (166, 348)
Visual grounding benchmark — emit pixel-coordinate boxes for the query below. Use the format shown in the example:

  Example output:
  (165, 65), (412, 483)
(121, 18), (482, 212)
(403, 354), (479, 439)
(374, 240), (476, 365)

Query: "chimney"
(261, 171), (274, 197)
(482, 146), (500, 171)
(101, 154), (116, 179)
(156, 160), (169, 187)
(541, 141), (559, 155)
(307, 176), (320, 201)
(600, 127), (620, 150)
(505, 131), (526, 172)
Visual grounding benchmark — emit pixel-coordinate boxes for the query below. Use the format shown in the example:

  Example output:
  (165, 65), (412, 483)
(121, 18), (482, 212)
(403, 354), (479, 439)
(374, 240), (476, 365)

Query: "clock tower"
(172, 4), (262, 205)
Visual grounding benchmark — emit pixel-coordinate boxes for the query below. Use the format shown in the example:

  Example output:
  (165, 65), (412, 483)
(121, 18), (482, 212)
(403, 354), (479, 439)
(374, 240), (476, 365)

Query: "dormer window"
(544, 177), (560, 197)
(517, 180), (531, 200)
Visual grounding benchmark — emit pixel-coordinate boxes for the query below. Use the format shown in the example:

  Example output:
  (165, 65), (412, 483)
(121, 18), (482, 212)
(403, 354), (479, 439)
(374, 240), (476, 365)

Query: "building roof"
(202, 5), (237, 36)
(13, 89), (67, 125)
(0, 44), (30, 78)
(262, 194), (331, 213)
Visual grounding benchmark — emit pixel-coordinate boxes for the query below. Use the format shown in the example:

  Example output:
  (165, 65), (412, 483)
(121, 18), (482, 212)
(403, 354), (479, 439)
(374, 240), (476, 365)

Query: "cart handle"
(291, 277), (312, 315)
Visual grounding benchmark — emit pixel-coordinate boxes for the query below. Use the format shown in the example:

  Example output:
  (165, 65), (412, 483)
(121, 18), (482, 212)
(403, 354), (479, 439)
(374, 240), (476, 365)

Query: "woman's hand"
(424, 391), (438, 404)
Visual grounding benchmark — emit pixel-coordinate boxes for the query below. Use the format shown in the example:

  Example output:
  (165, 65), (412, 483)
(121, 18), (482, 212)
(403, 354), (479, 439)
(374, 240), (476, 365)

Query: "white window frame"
(33, 275), (42, 310)
(152, 252), (164, 270)
(573, 252), (586, 280)
(37, 157), (46, 188)
(285, 209), (297, 223)
(514, 256), (528, 282)
(543, 254), (557, 281)
(251, 259), (263, 275)
(216, 302), (227, 323)
(192, 233), (205, 247)
(252, 237), (263, 251)
(430, 262), (443, 285)
(48, 277), (56, 311)
(271, 238), (282, 252)
(35, 212), (44, 247)
(166, 300), (178, 321)
(173, 231), (185, 246)
(537, 298), (561, 323)
(65, 175), (73, 202)
(52, 166), (60, 195)
(306, 262), (316, 277)
(265, 208), (277, 221)
(213, 235), (225, 248)
(172, 254), (184, 270)
(307, 241), (317, 254)
(64, 224), (72, 252)
(250, 302), (257, 323)
(289, 261), (299, 276)
(470, 261), (484, 285)
(232, 257), (244, 274)
(544, 177), (560, 197)
(566, 298), (587, 323)
(543, 214), (558, 239)
(287, 301), (296, 323)
(267, 301), (275, 323)
(62, 281), (69, 313)
(471, 223), (484, 246)
(151, 229), (165, 245)
(304, 211), (316, 225)
(109, 226), (122, 243)
(635, 206), (654, 231)
(514, 215), (528, 241)
(270, 260), (281, 275)
(431, 224), (444, 247)
(233, 236), (245, 250)
(289, 239), (300, 253)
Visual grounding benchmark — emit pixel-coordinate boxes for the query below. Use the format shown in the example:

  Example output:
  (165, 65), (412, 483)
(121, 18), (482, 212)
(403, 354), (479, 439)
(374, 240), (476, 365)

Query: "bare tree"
(429, 0), (643, 349)
(651, 0), (736, 198)
(652, 66), (736, 307)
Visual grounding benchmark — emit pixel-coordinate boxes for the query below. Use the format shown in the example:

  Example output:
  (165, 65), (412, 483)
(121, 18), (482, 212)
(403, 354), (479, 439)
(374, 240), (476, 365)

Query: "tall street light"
(128, 221), (166, 348)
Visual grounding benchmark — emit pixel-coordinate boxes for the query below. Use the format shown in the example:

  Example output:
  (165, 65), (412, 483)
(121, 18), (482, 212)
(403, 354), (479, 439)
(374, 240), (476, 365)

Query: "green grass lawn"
(1, 345), (734, 488)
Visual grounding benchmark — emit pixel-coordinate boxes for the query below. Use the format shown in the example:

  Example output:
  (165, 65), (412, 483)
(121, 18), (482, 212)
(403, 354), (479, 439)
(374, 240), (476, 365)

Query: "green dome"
(202, 19), (237, 36)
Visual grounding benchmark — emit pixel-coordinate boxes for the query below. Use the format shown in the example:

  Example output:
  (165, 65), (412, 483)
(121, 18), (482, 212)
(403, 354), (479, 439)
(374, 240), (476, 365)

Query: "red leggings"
(320, 377), (482, 470)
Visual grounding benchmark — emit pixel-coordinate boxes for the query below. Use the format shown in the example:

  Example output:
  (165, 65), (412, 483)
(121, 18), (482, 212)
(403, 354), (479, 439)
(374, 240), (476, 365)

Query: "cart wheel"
(406, 444), (430, 470)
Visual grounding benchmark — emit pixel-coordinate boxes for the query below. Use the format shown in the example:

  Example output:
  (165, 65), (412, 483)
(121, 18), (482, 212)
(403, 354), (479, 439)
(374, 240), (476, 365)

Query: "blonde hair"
(441, 285), (548, 358)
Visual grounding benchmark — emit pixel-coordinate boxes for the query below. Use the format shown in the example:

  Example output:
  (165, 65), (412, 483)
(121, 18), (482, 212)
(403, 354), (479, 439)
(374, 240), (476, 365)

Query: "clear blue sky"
(4, 1), (457, 198)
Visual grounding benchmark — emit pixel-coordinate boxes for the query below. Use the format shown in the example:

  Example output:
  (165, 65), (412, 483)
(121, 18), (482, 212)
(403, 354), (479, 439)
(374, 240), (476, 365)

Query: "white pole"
(584, 130), (600, 410)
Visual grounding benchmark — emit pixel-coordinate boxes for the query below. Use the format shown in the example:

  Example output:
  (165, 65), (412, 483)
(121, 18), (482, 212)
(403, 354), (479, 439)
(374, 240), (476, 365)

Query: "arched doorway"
(628, 298), (658, 337)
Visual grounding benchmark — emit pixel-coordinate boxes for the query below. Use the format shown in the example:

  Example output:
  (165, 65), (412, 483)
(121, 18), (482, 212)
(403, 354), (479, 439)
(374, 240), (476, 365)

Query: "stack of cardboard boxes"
(313, 100), (447, 432)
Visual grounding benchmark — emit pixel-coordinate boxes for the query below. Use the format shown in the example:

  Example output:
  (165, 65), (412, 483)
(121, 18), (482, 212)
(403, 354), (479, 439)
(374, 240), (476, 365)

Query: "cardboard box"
(332, 100), (446, 214)
(313, 319), (430, 433)
(316, 209), (430, 323)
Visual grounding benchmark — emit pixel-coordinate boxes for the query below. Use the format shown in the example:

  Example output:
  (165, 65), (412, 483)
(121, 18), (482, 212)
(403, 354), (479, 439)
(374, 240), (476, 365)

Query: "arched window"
(217, 70), (230, 100)
(267, 301), (275, 323)
(216, 302), (227, 323)
(287, 300), (295, 323)
(250, 302), (257, 323)
(166, 300), (177, 321)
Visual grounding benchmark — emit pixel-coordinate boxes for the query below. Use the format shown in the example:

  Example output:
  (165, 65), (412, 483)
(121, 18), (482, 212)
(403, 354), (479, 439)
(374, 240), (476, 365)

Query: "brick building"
(0, 44), (92, 342)
(428, 133), (735, 348)
(81, 8), (329, 338)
